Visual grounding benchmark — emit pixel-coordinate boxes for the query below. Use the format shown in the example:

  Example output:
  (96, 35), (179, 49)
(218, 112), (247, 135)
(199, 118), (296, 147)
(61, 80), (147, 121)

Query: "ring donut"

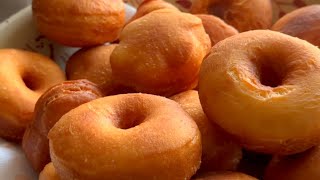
(199, 30), (320, 155)
(48, 94), (201, 179)
(22, 80), (103, 172)
(0, 49), (65, 140)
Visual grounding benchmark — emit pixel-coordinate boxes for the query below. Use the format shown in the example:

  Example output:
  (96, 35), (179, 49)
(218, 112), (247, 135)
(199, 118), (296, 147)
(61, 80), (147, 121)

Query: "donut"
(196, 14), (238, 46)
(66, 45), (134, 95)
(22, 80), (103, 172)
(272, 5), (320, 47)
(111, 9), (211, 96)
(190, 0), (273, 32)
(0, 49), (65, 140)
(48, 94), (201, 179)
(171, 90), (242, 171)
(193, 171), (258, 180)
(66, 45), (118, 95)
(265, 146), (320, 180)
(39, 163), (60, 180)
(32, 0), (125, 47)
(199, 30), (320, 155)
(129, 0), (179, 22)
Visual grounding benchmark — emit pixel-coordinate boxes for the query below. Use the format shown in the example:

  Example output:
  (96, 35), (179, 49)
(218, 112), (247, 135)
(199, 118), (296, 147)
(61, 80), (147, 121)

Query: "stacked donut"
(1, 0), (320, 179)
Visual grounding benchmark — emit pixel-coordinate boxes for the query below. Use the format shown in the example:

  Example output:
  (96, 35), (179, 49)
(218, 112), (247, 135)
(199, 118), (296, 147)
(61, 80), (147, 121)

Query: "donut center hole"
(259, 63), (283, 88)
(23, 74), (40, 91)
(115, 112), (146, 130)
(208, 1), (231, 20)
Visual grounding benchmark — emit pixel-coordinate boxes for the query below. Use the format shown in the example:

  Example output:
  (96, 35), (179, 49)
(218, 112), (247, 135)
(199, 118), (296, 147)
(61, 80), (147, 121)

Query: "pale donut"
(191, 0), (273, 32)
(272, 5), (320, 47)
(199, 30), (320, 155)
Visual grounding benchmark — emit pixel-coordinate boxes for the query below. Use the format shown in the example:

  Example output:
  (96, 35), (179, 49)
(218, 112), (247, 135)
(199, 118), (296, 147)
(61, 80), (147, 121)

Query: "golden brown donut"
(66, 45), (118, 95)
(272, 5), (320, 47)
(171, 90), (242, 171)
(39, 163), (60, 180)
(111, 9), (211, 97)
(264, 146), (320, 180)
(196, 14), (238, 46)
(32, 0), (125, 47)
(193, 171), (258, 180)
(129, 0), (179, 22)
(49, 94), (201, 180)
(199, 30), (320, 155)
(22, 80), (103, 172)
(66, 45), (135, 95)
(0, 49), (65, 140)
(190, 0), (273, 32)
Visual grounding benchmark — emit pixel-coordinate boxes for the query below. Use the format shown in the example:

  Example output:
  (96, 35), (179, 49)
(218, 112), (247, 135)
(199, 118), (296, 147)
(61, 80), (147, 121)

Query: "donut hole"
(258, 62), (284, 88)
(114, 111), (146, 130)
(207, 1), (231, 20)
(22, 74), (40, 91)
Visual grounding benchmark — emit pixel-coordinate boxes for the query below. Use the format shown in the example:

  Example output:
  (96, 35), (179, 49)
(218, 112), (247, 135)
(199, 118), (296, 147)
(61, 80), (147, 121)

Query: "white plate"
(0, 4), (136, 180)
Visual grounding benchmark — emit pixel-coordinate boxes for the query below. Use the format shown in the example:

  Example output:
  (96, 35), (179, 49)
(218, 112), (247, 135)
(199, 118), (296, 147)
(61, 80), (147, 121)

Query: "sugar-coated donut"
(264, 146), (320, 180)
(129, 0), (179, 22)
(199, 30), (320, 155)
(191, 0), (273, 32)
(171, 90), (242, 171)
(39, 163), (60, 180)
(0, 49), (65, 140)
(32, 0), (125, 47)
(197, 14), (238, 46)
(22, 80), (103, 172)
(193, 171), (258, 180)
(66, 45), (118, 95)
(49, 94), (201, 180)
(111, 9), (211, 96)
(272, 5), (320, 47)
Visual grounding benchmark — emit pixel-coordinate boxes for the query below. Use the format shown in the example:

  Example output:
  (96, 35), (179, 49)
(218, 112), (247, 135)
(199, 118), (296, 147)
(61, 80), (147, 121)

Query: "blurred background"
(1, 0), (318, 23)
(0, 0), (31, 21)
